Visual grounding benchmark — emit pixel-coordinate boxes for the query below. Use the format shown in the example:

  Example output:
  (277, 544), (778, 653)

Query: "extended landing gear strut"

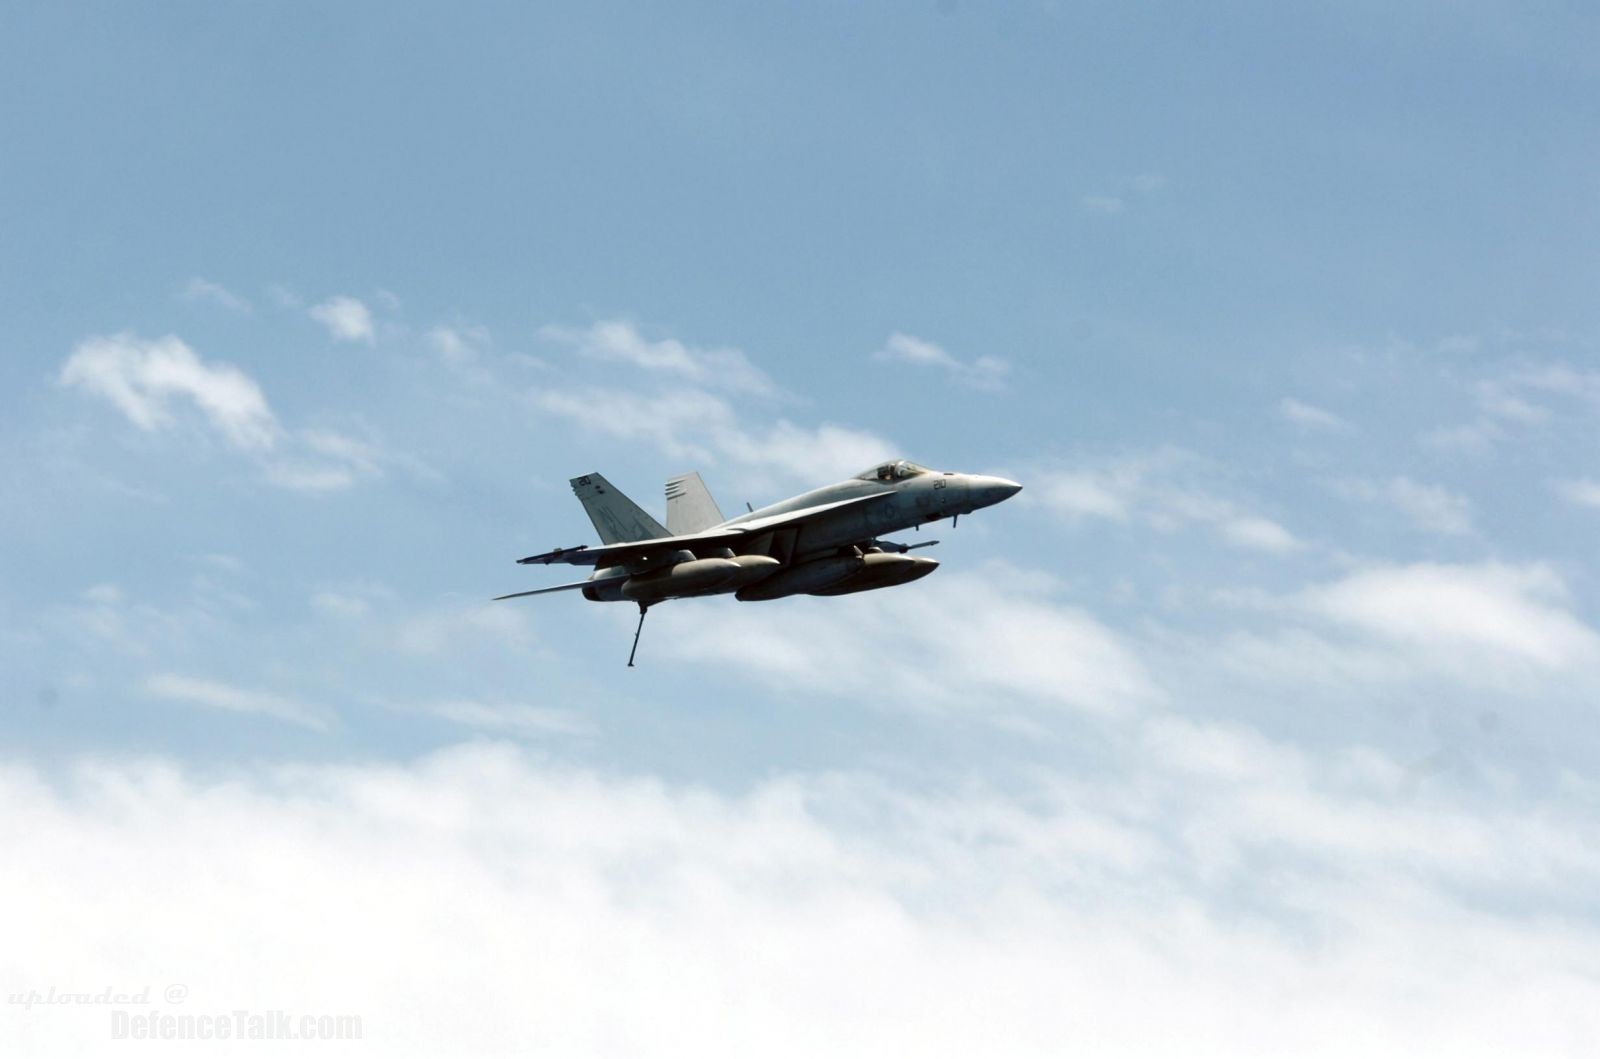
(627, 603), (650, 668)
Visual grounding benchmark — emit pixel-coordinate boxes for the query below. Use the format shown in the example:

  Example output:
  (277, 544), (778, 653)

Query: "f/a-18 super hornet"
(496, 460), (1022, 665)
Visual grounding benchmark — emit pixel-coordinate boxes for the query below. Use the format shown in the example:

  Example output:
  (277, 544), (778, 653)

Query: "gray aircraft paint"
(570, 473), (668, 544)
(664, 472), (725, 535)
(499, 459), (1021, 664)
(503, 459), (1021, 603)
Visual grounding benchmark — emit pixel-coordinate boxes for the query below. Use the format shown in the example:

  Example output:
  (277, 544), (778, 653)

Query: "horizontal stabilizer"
(494, 573), (628, 601)
(518, 544), (589, 565)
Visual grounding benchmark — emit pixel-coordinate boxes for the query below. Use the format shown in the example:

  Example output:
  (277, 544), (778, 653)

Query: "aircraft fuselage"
(585, 465), (1021, 599)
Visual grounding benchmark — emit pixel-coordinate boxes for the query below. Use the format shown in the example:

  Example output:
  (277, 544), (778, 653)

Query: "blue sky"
(6, 3), (1600, 1054)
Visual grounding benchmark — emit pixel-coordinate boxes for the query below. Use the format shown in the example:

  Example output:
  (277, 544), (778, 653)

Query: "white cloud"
(310, 583), (397, 621)
(1079, 194), (1125, 214)
(1301, 562), (1600, 672)
(1385, 478), (1474, 535)
(1337, 477), (1475, 535)
(1422, 359), (1600, 454)
(1031, 450), (1303, 554)
(422, 700), (593, 738)
(529, 320), (897, 493)
(665, 564), (1158, 717)
(427, 324), (491, 366)
(3, 742), (1598, 1057)
(266, 427), (423, 494)
(300, 430), (383, 476)
(874, 331), (953, 368)
(179, 277), (252, 314)
(1081, 174), (1165, 214)
(1220, 515), (1302, 554)
(534, 386), (727, 465)
(49, 582), (148, 655)
(57, 331), (403, 494)
(1476, 380), (1549, 425)
(872, 332), (1010, 391)
(1553, 478), (1600, 510)
(539, 320), (775, 395)
(262, 431), (383, 492)
(309, 295), (375, 344)
(1034, 471), (1130, 521)
(144, 673), (331, 731)
(262, 463), (358, 492)
(1420, 420), (1502, 452)
(1278, 397), (1349, 430)
(391, 601), (540, 657)
(311, 591), (372, 619)
(740, 420), (901, 485)
(1028, 454), (1163, 525)
(534, 385), (895, 492)
(1511, 362), (1600, 402)
(266, 283), (303, 309)
(41, 578), (258, 663)
(59, 333), (280, 450)
(1199, 561), (1600, 706)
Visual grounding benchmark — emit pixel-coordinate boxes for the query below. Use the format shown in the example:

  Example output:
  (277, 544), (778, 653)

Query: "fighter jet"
(496, 460), (1022, 665)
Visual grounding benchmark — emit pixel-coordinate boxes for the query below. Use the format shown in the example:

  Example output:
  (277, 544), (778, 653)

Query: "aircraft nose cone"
(971, 475), (1023, 507)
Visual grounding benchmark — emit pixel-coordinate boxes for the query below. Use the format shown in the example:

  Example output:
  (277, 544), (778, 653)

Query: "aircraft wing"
(517, 491), (893, 567)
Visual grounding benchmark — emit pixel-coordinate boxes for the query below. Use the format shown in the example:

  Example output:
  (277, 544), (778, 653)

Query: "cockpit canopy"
(856, 459), (931, 482)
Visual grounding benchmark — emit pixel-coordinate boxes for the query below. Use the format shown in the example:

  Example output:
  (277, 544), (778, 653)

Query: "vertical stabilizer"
(570, 474), (669, 544)
(665, 472), (726, 534)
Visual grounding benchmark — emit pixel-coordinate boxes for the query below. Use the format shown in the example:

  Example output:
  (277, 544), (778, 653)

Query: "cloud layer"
(3, 740), (1596, 1057)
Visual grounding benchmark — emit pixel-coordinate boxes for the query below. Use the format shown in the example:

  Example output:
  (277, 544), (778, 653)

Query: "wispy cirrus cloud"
(538, 319), (776, 396)
(145, 672), (331, 731)
(419, 700), (593, 738)
(1030, 449), (1304, 554)
(1278, 397), (1349, 430)
(427, 323), (491, 366)
(179, 276), (252, 314)
(531, 320), (895, 492)
(1422, 356), (1600, 453)
(1553, 478), (1600, 510)
(871, 332), (1009, 391)
(1334, 476), (1475, 535)
(1079, 172), (1166, 216)
(1078, 194), (1125, 214)
(534, 385), (894, 491)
